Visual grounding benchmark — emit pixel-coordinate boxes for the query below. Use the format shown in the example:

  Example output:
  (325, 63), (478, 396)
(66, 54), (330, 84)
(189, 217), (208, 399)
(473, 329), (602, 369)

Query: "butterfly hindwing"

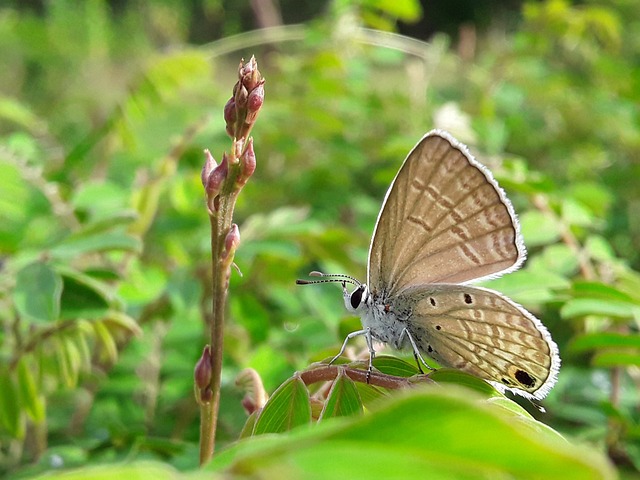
(395, 284), (559, 399)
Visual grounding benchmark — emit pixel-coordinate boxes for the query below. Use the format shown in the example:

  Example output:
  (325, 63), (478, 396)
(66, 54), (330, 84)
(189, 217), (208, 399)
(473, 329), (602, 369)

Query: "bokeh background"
(1, 0), (639, 477)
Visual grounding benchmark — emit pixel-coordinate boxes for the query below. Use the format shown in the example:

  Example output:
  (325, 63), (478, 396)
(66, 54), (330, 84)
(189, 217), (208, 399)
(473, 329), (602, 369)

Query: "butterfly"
(298, 130), (560, 400)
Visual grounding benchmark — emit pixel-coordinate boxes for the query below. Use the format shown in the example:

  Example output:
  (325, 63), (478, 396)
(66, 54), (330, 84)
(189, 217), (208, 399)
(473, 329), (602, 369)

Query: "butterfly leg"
(362, 328), (376, 383)
(329, 328), (370, 365)
(400, 328), (434, 373)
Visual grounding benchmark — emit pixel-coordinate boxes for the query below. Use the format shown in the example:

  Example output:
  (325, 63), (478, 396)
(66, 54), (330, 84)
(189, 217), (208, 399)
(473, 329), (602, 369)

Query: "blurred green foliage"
(1, 0), (639, 478)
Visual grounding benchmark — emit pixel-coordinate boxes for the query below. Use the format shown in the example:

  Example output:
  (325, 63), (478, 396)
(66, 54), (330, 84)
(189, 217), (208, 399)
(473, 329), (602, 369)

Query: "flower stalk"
(197, 56), (264, 465)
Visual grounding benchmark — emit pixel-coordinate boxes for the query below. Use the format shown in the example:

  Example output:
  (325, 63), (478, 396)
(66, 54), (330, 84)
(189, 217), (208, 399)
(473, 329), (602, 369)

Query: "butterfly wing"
(368, 130), (525, 297)
(397, 284), (560, 400)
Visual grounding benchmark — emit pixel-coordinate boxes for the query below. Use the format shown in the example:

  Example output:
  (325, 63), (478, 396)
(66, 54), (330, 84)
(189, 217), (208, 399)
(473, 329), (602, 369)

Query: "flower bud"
(235, 84), (248, 109)
(223, 97), (237, 127)
(237, 139), (256, 186)
(200, 386), (213, 404)
(194, 345), (212, 390)
(201, 150), (217, 188)
(241, 394), (257, 415)
(239, 56), (260, 91)
(205, 154), (228, 199)
(222, 224), (240, 260)
(247, 83), (264, 114)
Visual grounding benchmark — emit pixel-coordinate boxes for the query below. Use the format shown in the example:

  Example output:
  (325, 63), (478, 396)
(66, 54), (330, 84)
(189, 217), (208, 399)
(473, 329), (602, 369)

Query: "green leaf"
(50, 231), (142, 259)
(93, 320), (118, 364)
(592, 352), (640, 368)
(320, 370), (363, 420)
(569, 332), (640, 353)
(0, 370), (26, 439)
(57, 265), (117, 319)
(253, 376), (311, 435)
(103, 311), (143, 337)
(519, 210), (562, 247)
(13, 262), (63, 323)
(560, 298), (640, 319)
(428, 368), (499, 397)
(372, 355), (420, 377)
(17, 358), (46, 423)
(209, 388), (615, 479)
(572, 281), (634, 302)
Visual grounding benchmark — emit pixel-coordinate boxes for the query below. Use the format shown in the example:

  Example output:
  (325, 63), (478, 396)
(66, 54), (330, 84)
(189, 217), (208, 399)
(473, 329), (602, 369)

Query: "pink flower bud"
(241, 394), (257, 415)
(223, 97), (237, 126)
(238, 139), (256, 185)
(222, 224), (240, 260)
(194, 345), (212, 390)
(201, 150), (217, 187)
(247, 83), (264, 114)
(239, 56), (260, 90)
(205, 154), (228, 198)
(235, 84), (248, 109)
(200, 386), (213, 404)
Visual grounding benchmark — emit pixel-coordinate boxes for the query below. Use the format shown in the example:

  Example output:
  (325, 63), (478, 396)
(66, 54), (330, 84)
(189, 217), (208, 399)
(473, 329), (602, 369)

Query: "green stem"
(199, 156), (242, 465)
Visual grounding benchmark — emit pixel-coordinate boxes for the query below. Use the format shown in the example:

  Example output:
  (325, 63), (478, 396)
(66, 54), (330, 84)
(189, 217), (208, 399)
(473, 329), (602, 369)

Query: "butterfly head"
(296, 271), (368, 313)
(343, 283), (369, 313)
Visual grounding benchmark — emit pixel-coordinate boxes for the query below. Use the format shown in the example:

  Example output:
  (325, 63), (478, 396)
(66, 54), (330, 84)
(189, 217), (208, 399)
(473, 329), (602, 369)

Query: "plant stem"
(199, 182), (239, 464)
(197, 56), (263, 465)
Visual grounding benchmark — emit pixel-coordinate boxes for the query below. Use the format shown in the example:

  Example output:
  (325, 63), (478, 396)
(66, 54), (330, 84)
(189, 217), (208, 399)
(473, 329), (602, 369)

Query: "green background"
(1, 0), (638, 478)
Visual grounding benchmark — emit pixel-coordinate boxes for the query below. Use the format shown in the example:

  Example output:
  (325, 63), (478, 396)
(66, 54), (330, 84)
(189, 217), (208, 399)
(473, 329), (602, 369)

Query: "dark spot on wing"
(464, 293), (473, 304)
(429, 297), (436, 307)
(515, 369), (536, 388)
(435, 325), (441, 331)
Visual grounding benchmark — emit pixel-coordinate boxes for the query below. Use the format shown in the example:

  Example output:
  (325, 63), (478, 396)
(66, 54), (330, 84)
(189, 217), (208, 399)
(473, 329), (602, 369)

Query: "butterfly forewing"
(368, 131), (524, 297)
(396, 284), (559, 399)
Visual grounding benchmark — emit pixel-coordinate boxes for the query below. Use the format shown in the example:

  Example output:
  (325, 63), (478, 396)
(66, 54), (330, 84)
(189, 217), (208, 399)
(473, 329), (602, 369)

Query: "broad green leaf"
(593, 352), (640, 368)
(320, 371), (363, 420)
(13, 262), (63, 323)
(372, 355), (420, 377)
(0, 370), (25, 439)
(428, 368), (498, 397)
(569, 332), (640, 352)
(30, 461), (190, 480)
(239, 411), (259, 440)
(572, 281), (634, 302)
(561, 298), (640, 319)
(209, 388), (615, 479)
(253, 376), (311, 435)
(354, 382), (388, 408)
(17, 358), (46, 423)
(58, 271), (113, 320)
(519, 210), (562, 247)
(50, 231), (142, 259)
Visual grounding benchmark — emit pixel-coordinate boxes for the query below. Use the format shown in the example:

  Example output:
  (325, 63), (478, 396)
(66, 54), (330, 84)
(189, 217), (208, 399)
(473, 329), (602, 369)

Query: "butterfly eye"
(350, 285), (365, 309)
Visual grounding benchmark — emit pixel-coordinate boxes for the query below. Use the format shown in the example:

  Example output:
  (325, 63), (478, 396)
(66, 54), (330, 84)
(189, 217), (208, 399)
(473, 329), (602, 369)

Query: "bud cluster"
(224, 56), (265, 141)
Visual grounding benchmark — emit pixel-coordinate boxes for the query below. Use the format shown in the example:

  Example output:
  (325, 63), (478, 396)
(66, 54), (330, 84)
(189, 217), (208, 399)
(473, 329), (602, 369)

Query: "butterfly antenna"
(296, 271), (361, 286)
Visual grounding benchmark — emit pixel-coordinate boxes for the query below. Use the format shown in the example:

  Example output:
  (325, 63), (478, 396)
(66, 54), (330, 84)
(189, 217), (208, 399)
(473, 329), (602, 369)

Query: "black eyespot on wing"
(429, 297), (436, 306)
(515, 369), (536, 388)
(464, 293), (473, 304)
(350, 285), (365, 309)
(435, 325), (441, 331)
(427, 345), (433, 353)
